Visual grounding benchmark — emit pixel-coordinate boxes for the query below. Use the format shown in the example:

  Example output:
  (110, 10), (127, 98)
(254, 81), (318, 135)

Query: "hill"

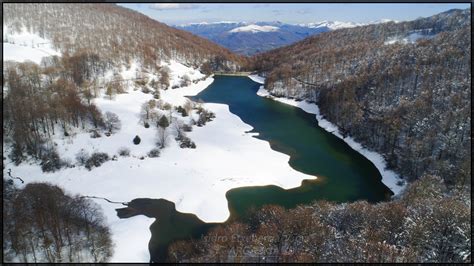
(252, 8), (471, 187)
(3, 3), (247, 71)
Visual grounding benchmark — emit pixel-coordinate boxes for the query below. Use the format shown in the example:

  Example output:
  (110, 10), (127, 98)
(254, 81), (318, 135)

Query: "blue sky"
(119, 3), (470, 25)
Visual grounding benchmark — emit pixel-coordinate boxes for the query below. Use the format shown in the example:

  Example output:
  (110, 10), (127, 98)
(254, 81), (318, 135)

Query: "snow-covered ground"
(384, 30), (436, 45)
(4, 31), (314, 262)
(249, 74), (406, 195)
(3, 26), (60, 64)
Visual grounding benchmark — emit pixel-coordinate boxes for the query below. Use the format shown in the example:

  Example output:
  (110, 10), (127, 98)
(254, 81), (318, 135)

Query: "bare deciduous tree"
(3, 180), (113, 262)
(157, 127), (169, 149)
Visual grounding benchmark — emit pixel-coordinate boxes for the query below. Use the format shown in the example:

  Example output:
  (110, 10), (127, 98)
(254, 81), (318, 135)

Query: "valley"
(2, 3), (471, 264)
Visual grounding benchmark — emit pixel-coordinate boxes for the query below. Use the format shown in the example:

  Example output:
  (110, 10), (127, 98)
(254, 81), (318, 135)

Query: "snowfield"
(4, 32), (314, 262)
(384, 30), (436, 45)
(249, 74), (406, 195)
(3, 26), (60, 64)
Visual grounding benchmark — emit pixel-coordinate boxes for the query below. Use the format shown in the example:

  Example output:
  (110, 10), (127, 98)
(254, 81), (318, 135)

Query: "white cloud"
(149, 4), (200, 11)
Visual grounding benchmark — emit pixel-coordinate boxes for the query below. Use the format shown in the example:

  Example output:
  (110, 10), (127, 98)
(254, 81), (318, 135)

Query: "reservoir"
(193, 76), (392, 217)
(120, 76), (393, 262)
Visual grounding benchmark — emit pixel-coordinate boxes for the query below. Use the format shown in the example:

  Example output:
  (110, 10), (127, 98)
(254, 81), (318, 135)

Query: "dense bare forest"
(3, 58), (108, 167)
(252, 9), (471, 188)
(3, 179), (113, 262)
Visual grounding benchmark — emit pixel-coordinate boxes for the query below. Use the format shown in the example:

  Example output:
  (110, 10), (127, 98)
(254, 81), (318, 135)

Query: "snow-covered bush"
(159, 68), (170, 90)
(118, 147), (130, 157)
(40, 148), (64, 172)
(180, 74), (191, 87)
(183, 100), (194, 115)
(147, 148), (160, 158)
(9, 145), (25, 166)
(196, 109), (215, 127)
(153, 90), (160, 99)
(179, 136), (196, 149)
(176, 105), (188, 117)
(85, 152), (110, 170)
(75, 149), (90, 165)
(90, 130), (101, 138)
(182, 123), (193, 132)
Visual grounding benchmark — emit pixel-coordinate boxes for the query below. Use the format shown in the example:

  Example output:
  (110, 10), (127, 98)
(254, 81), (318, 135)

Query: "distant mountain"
(175, 20), (395, 55)
(174, 21), (330, 55)
(229, 24), (280, 33)
(301, 20), (365, 30)
(301, 19), (399, 30)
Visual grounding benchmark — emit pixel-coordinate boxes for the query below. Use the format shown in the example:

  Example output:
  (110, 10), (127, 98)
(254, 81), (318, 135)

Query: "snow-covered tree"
(104, 111), (121, 134)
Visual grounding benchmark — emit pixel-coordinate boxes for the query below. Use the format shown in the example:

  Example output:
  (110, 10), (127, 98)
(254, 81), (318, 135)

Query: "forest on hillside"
(3, 4), (248, 72)
(3, 3), (230, 171)
(3, 179), (113, 262)
(168, 175), (470, 263)
(252, 9), (471, 188)
(167, 8), (471, 263)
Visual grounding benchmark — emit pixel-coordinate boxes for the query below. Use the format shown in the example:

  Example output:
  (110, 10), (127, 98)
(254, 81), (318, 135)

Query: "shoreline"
(248, 74), (406, 196)
(4, 67), (315, 262)
(213, 71), (252, 76)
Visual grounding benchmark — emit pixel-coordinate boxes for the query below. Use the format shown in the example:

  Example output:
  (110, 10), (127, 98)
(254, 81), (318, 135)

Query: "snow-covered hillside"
(229, 24), (279, 33)
(4, 31), (314, 262)
(3, 26), (60, 64)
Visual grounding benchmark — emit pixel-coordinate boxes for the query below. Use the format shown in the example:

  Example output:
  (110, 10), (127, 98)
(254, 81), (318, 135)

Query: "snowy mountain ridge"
(229, 24), (280, 33)
(302, 20), (365, 30)
(302, 19), (398, 30)
(175, 19), (398, 55)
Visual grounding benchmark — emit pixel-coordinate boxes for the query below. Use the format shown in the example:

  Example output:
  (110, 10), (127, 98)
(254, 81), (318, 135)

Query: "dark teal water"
(192, 76), (392, 218)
